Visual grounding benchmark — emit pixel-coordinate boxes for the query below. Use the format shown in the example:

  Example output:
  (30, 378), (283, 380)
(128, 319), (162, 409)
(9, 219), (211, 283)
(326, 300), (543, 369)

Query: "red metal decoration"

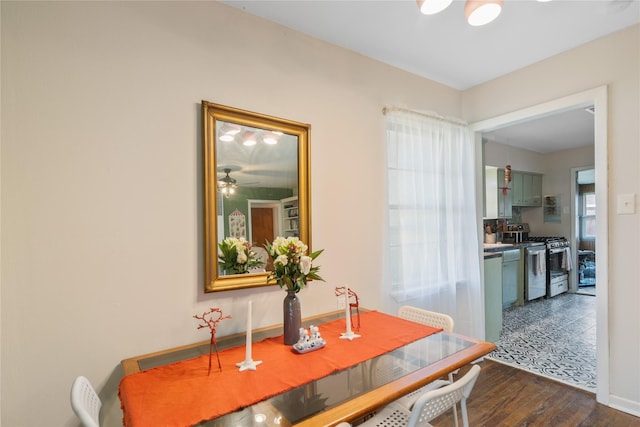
(194, 308), (231, 375)
(334, 286), (361, 331)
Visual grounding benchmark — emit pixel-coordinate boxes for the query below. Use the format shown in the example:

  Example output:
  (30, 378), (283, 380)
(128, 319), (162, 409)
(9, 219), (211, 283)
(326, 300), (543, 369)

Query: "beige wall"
(2, 2), (639, 426)
(465, 25), (640, 413)
(484, 139), (546, 173)
(1, 2), (461, 426)
(533, 145), (595, 238)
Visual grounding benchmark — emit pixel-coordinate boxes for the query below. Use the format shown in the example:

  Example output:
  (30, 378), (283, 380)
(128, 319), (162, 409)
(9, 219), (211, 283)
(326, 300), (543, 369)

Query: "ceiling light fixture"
(417, 0), (513, 26)
(219, 123), (241, 142)
(417, 0), (453, 15)
(464, 0), (503, 26)
(220, 123), (241, 135)
(218, 168), (238, 196)
(242, 131), (257, 146)
(262, 132), (279, 145)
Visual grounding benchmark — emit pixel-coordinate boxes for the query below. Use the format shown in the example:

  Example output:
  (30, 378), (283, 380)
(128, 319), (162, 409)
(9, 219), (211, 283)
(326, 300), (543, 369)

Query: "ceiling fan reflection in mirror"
(217, 168), (238, 197)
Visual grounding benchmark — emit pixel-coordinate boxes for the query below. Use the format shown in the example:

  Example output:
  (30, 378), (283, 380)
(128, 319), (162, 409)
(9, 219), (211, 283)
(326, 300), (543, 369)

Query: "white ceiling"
(222, 0), (639, 90)
(222, 0), (639, 153)
(482, 105), (596, 153)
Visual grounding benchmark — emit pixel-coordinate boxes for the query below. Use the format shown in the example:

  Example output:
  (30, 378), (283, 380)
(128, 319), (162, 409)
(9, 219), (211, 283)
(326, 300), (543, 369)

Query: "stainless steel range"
(524, 243), (547, 301)
(528, 236), (571, 298)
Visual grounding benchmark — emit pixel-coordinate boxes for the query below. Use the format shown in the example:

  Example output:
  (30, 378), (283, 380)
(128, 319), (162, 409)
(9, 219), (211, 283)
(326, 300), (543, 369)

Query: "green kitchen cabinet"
(512, 171), (542, 207)
(484, 254), (503, 343)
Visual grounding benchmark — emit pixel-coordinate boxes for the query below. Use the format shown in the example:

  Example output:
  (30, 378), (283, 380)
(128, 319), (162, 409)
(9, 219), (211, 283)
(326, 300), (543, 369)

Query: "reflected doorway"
(248, 201), (280, 271)
(251, 207), (275, 247)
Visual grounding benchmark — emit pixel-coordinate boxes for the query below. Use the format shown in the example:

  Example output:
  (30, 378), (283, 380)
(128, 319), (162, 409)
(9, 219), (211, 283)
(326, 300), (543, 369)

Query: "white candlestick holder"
(339, 286), (360, 341)
(236, 301), (262, 371)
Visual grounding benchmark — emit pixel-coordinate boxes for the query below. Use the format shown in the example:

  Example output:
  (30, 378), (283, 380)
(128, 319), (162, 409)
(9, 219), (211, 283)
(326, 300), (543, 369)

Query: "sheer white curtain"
(383, 108), (483, 339)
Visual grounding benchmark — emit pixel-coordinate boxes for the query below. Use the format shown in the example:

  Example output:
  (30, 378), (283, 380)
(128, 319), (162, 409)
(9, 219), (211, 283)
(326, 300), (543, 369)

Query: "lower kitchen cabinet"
(502, 249), (521, 309)
(484, 254), (503, 343)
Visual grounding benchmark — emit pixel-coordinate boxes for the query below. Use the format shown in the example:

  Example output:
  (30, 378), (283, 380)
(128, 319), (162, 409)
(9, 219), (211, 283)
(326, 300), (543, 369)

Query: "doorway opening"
(472, 86), (609, 403)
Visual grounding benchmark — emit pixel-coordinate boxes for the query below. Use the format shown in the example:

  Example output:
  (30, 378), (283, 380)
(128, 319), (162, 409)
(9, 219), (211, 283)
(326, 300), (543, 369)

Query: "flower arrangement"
(218, 237), (264, 274)
(265, 236), (324, 292)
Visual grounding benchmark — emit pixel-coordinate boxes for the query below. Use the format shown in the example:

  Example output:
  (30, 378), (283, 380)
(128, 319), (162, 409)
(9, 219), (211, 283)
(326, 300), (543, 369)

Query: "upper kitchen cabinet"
(485, 166), (512, 219)
(512, 171), (542, 207)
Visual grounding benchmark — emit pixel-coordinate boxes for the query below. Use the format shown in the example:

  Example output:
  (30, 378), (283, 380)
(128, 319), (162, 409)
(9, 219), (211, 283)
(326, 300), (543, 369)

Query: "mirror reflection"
(216, 121), (299, 271)
(202, 101), (311, 292)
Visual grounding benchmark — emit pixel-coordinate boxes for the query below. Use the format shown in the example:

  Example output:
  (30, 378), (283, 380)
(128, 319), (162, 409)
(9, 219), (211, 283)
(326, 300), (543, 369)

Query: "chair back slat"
(398, 305), (454, 332)
(409, 365), (481, 427)
(71, 376), (102, 427)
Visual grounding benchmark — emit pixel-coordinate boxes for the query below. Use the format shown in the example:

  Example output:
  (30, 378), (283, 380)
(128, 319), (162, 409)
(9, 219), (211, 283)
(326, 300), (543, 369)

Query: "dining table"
(119, 309), (496, 427)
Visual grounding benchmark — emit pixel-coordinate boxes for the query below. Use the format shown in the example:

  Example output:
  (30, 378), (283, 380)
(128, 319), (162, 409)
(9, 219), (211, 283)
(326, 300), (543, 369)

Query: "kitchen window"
(581, 192), (596, 240)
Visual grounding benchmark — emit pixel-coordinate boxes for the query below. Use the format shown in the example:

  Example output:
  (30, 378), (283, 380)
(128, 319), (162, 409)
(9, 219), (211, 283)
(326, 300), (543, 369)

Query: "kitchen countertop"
(483, 241), (545, 253)
(484, 252), (503, 259)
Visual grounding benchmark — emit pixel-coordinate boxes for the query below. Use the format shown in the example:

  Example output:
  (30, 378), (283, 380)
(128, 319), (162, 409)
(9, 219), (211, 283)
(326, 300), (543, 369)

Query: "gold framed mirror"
(202, 101), (311, 292)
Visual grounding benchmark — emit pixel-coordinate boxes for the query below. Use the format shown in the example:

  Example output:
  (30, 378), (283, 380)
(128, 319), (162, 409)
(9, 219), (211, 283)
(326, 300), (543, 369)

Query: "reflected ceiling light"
(242, 131), (257, 146)
(416, 0), (453, 15)
(262, 132), (279, 145)
(219, 123), (241, 142)
(220, 123), (241, 135)
(465, 0), (503, 26)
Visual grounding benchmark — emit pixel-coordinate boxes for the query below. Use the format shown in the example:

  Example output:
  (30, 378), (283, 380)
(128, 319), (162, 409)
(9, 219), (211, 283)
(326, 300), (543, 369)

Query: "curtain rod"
(382, 106), (468, 127)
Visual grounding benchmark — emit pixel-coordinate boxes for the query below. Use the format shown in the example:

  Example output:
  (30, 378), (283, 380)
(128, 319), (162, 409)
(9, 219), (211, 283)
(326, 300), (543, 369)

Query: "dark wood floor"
(431, 360), (640, 427)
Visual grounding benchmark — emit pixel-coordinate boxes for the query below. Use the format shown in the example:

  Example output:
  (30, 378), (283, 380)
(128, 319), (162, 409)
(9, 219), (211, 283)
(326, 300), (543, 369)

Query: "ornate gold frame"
(202, 101), (311, 292)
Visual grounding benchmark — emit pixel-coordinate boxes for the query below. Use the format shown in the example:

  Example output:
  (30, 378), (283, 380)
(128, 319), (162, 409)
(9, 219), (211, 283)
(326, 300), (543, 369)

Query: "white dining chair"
(397, 305), (459, 426)
(341, 364), (481, 427)
(70, 376), (102, 427)
(398, 305), (454, 333)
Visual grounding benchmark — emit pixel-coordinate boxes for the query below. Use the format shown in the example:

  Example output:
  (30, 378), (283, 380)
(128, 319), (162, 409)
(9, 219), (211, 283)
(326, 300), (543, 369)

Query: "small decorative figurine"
(293, 324), (327, 353)
(194, 307), (231, 375)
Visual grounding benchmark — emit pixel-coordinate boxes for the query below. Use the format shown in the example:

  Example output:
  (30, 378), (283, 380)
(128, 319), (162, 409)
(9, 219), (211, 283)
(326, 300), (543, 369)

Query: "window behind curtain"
(383, 109), (483, 339)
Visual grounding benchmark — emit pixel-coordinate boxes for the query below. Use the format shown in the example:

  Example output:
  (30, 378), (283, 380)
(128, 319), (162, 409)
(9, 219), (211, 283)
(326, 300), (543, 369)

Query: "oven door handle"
(548, 248), (567, 254)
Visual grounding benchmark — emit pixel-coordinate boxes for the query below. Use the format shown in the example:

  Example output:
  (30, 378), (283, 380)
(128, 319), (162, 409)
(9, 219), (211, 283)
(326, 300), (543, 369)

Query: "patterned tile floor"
(486, 292), (597, 392)
(577, 285), (596, 296)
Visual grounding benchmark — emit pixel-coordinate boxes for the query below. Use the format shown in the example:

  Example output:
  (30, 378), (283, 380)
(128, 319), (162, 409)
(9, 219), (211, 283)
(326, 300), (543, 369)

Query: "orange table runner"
(119, 310), (441, 427)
